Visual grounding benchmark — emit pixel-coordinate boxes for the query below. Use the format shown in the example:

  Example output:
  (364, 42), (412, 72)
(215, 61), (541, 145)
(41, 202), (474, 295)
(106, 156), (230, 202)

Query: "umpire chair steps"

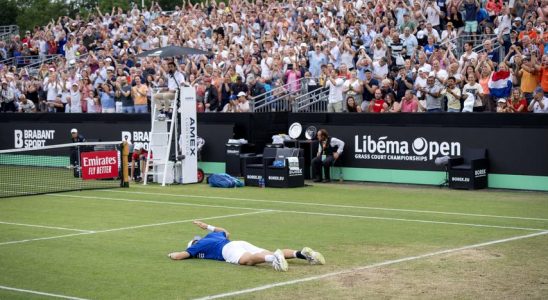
(143, 90), (179, 186)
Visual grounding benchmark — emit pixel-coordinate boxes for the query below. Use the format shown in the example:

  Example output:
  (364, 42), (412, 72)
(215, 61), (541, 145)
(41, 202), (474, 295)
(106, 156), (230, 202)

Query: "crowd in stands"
(0, 0), (547, 114)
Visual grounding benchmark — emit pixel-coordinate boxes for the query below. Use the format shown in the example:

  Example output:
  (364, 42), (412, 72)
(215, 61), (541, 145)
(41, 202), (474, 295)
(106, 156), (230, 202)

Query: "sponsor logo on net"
(14, 129), (56, 148)
(354, 135), (461, 161)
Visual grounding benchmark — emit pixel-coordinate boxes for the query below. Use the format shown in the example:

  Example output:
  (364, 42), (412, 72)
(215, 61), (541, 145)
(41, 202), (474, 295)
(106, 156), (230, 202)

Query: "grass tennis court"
(0, 182), (547, 299)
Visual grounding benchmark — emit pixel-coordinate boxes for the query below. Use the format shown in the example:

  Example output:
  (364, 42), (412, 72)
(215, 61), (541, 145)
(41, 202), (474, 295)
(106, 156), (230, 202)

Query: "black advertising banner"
(1, 122), (232, 163)
(313, 125), (548, 176)
(2, 113), (548, 177)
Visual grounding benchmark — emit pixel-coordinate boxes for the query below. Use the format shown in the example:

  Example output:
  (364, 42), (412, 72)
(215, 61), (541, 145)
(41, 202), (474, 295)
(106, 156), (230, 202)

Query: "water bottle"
(259, 177), (265, 188)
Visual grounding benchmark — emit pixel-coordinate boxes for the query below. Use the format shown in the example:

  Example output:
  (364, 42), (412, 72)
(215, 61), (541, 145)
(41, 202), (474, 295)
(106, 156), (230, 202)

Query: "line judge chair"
(448, 148), (488, 190)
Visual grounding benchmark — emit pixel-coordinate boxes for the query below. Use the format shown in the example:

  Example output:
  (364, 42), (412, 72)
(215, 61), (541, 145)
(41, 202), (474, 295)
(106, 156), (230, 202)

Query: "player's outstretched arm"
(168, 251), (191, 260)
(193, 221), (230, 238)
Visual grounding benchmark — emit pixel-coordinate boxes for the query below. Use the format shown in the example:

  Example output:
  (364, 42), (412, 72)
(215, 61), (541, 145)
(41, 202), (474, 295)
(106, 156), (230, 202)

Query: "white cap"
(134, 143), (143, 151)
(330, 38), (337, 43)
(237, 91), (247, 97)
(497, 98), (506, 103)
(71, 128), (78, 134)
(300, 43), (308, 47)
(428, 71), (436, 77)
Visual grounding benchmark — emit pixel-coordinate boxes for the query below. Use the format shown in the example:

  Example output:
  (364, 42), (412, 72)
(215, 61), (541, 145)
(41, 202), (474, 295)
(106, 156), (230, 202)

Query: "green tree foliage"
(16, 0), (69, 31)
(2, 0), (202, 31)
(0, 0), (18, 26)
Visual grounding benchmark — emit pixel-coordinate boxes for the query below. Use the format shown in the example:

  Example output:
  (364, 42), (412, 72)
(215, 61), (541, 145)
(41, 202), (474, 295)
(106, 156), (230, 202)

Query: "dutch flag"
(488, 70), (513, 98)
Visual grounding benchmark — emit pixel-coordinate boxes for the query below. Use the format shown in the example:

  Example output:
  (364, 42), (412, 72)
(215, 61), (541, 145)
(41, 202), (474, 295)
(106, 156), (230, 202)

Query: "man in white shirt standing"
(459, 42), (478, 66)
(425, 1), (442, 31)
(326, 69), (344, 112)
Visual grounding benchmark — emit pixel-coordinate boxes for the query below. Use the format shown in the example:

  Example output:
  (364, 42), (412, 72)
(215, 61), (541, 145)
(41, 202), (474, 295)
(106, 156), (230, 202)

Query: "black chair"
(244, 147), (279, 186)
(448, 148), (488, 190)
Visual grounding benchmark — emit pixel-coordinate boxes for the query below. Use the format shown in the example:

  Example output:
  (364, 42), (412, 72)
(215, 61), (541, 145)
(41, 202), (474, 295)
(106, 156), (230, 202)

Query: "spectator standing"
(325, 69), (344, 112)
(66, 82), (82, 113)
(423, 73), (444, 112)
(1, 80), (16, 112)
(528, 87), (548, 113)
(361, 69), (379, 111)
(43, 72), (62, 112)
(235, 92), (250, 112)
(461, 0), (480, 40)
(98, 83), (115, 113)
(463, 74), (484, 112)
(444, 77), (462, 112)
(131, 76), (148, 113)
(507, 88), (528, 112)
(401, 90), (419, 112)
(204, 77), (219, 112)
(369, 88), (386, 113)
(117, 77), (133, 113)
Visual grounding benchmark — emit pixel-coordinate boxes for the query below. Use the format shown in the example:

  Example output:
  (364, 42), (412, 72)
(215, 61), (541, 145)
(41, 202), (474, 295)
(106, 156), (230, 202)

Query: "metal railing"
(0, 25), (19, 42)
(251, 77), (317, 112)
(0, 55), (62, 68)
(0, 25), (18, 35)
(293, 88), (329, 112)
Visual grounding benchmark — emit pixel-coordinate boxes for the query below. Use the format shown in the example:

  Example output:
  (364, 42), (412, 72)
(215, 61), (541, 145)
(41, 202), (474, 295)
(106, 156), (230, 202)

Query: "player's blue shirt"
(186, 231), (230, 261)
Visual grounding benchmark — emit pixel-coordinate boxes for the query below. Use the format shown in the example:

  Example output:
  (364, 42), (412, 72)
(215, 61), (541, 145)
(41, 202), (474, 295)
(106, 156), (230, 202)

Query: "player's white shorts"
(222, 241), (266, 264)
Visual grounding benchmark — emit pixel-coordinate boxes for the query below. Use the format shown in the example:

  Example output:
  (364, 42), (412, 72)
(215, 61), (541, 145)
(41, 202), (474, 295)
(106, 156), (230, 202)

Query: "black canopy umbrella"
(136, 46), (210, 58)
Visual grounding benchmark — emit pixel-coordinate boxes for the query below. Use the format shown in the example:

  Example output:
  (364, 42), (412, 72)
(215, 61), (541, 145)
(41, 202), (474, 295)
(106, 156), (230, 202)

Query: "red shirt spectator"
(507, 98), (528, 112)
(369, 99), (385, 113)
(401, 93), (419, 112)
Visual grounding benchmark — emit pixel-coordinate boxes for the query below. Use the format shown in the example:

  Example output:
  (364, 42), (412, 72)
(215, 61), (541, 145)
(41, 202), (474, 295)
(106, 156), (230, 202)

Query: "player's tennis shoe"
(301, 247), (325, 265)
(272, 249), (288, 272)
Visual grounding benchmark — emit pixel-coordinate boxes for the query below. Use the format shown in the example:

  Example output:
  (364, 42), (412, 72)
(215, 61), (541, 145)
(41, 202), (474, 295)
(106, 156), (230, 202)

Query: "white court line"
(108, 189), (548, 222)
(0, 285), (89, 300)
(0, 232), (91, 246)
(0, 211), (270, 246)
(50, 194), (271, 212)
(0, 221), (94, 233)
(51, 194), (547, 232)
(193, 230), (548, 300)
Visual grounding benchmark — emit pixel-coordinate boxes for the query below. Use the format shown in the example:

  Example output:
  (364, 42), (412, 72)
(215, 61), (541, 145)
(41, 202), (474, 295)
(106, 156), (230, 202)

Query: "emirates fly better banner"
(80, 150), (119, 180)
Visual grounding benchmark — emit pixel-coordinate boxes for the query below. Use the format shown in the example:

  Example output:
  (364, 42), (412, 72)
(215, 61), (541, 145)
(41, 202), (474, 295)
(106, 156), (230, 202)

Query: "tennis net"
(0, 141), (129, 198)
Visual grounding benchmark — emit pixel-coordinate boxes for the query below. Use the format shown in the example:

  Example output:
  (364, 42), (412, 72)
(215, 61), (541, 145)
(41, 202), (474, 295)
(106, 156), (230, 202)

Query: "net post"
(121, 141), (130, 188)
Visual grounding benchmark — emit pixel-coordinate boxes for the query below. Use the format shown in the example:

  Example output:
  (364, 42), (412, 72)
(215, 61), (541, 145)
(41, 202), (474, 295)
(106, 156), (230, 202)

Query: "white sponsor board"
(178, 87), (198, 184)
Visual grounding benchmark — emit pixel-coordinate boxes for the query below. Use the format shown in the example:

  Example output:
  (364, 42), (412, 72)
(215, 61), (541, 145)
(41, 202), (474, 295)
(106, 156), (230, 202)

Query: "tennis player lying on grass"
(167, 221), (325, 271)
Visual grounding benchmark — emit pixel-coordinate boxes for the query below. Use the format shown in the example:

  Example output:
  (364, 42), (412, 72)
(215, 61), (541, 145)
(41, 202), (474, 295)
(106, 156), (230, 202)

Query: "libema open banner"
(319, 125), (548, 176)
(80, 150), (119, 180)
